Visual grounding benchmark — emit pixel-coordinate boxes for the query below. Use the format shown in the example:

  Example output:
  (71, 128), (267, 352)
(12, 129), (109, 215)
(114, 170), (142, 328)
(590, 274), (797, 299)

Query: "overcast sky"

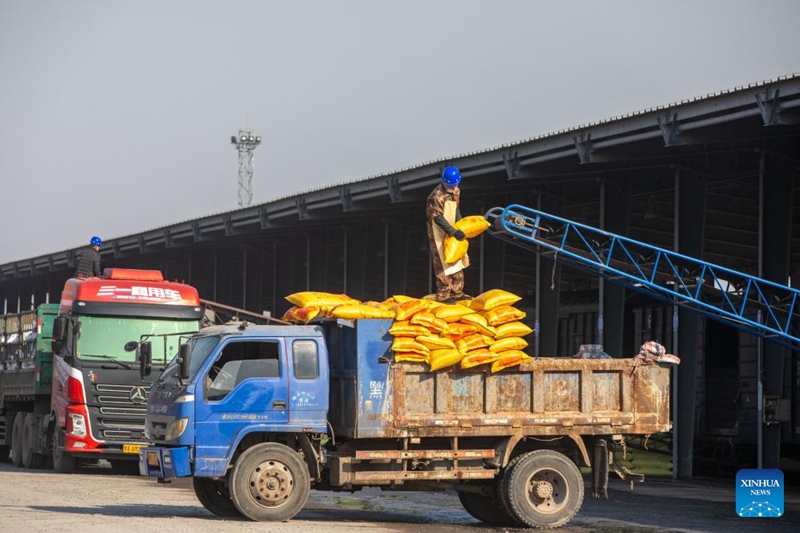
(1, 0), (798, 263)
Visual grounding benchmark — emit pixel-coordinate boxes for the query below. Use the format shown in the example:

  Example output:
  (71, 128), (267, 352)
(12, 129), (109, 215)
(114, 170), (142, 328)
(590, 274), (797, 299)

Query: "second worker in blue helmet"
(426, 166), (470, 303)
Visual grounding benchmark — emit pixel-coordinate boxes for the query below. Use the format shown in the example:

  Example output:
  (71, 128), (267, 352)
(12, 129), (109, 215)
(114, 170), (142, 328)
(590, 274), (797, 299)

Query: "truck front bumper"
(139, 446), (192, 479)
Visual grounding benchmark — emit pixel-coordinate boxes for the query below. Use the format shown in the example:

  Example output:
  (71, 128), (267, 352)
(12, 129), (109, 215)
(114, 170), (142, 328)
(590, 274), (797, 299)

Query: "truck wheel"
(11, 412), (25, 467)
(457, 484), (520, 526)
(193, 477), (242, 517)
(229, 442), (310, 522)
(52, 425), (75, 473)
(22, 413), (45, 469)
(500, 449), (584, 529)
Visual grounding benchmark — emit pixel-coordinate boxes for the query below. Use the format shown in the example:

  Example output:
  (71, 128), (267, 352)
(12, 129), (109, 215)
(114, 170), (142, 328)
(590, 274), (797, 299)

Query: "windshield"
(76, 316), (199, 364)
(160, 335), (220, 382)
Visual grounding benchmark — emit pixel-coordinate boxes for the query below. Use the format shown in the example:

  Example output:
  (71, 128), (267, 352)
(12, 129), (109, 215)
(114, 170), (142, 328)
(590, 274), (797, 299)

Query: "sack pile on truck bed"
(282, 288), (535, 373)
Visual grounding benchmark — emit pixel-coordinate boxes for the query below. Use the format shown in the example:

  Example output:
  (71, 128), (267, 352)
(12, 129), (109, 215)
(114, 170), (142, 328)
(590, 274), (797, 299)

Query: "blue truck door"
(194, 338), (289, 462)
(287, 338), (329, 430)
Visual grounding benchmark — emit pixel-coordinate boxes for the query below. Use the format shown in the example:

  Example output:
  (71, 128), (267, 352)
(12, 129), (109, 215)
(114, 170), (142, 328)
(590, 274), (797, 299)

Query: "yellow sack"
(331, 305), (395, 320)
(491, 350), (533, 372)
(394, 352), (428, 364)
(456, 334), (495, 354)
(443, 235), (469, 263)
(495, 321), (534, 338)
(411, 312), (450, 334)
(282, 306), (300, 323)
(416, 334), (457, 350)
(489, 336), (529, 353)
(455, 215), (491, 238)
(460, 349), (500, 369)
(394, 299), (429, 321)
(391, 337), (430, 356)
(286, 291), (359, 308)
(392, 294), (416, 304)
(434, 304), (475, 323)
(446, 322), (478, 341)
(459, 313), (497, 337)
(482, 305), (527, 326)
(388, 321), (431, 338)
(469, 289), (522, 311)
(429, 348), (465, 371)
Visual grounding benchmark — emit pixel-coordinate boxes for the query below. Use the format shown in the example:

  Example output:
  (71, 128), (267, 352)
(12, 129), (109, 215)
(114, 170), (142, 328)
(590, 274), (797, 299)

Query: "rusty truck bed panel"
(326, 319), (671, 440)
(390, 358), (670, 438)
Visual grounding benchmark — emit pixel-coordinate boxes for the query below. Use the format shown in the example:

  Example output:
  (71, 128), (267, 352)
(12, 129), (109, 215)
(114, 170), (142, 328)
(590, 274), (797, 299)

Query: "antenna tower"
(230, 129), (262, 207)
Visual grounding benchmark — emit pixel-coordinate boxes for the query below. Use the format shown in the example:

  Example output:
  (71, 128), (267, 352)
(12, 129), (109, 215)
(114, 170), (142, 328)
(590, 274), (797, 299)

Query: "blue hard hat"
(90, 236), (102, 247)
(441, 166), (461, 187)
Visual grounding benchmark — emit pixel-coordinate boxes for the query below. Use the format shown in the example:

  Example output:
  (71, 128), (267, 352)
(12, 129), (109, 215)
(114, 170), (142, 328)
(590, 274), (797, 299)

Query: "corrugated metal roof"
(125, 73), (800, 233)
(3, 73), (800, 277)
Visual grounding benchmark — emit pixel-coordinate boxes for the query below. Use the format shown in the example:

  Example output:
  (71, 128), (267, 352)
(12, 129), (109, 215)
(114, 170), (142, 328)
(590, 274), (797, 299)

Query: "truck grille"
(89, 384), (150, 442)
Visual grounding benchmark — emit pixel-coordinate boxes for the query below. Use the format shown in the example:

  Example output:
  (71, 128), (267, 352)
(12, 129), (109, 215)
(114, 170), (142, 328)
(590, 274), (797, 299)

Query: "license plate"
(147, 451), (160, 467)
(123, 444), (143, 454)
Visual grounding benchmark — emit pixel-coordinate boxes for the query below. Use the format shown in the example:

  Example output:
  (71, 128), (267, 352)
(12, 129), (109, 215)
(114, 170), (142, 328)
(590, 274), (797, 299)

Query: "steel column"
(535, 194), (561, 356)
(759, 151), (794, 469)
(385, 220), (409, 299)
(599, 179), (628, 356)
(308, 231), (328, 291)
(674, 167), (707, 478)
(345, 226), (367, 298)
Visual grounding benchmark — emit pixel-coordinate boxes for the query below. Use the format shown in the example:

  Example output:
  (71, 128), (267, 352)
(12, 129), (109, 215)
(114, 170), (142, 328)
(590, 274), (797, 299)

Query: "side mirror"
(178, 343), (191, 381)
(52, 317), (67, 341)
(139, 341), (152, 379)
(51, 317), (67, 355)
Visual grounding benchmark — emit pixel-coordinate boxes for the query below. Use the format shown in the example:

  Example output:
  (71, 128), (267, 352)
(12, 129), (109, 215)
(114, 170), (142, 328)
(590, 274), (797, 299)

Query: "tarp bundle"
(283, 288), (535, 373)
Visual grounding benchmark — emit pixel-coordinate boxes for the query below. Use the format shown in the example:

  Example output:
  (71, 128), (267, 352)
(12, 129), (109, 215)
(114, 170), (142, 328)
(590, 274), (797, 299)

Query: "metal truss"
(486, 204), (800, 348)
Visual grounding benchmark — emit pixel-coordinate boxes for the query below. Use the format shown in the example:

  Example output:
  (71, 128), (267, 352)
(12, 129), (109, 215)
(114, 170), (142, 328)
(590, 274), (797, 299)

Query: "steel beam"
(759, 151), (794, 468)
(535, 193), (561, 356)
(674, 167), (707, 479)
(599, 179), (628, 356)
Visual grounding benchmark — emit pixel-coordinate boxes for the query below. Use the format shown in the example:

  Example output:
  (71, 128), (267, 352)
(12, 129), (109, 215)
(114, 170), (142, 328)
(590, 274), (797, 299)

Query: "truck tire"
(499, 449), (584, 529)
(229, 442), (310, 522)
(52, 425), (75, 473)
(193, 477), (242, 517)
(457, 484), (520, 527)
(22, 413), (45, 469)
(11, 412), (25, 468)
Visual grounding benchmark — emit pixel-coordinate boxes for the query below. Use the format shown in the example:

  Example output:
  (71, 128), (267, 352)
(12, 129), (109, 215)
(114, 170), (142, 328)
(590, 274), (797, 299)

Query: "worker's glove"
(454, 230), (466, 241)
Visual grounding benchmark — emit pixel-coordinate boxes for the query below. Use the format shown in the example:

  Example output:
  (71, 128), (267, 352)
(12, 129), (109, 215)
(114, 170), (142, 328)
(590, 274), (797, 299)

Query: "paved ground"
(0, 462), (797, 532)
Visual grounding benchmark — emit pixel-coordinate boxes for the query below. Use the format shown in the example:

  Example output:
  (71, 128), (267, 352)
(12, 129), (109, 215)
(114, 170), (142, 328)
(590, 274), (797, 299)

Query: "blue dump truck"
(139, 318), (671, 528)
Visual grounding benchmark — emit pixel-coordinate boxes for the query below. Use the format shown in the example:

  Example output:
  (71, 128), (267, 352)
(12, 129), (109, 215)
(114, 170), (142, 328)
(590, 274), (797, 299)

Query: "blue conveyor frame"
(485, 204), (800, 349)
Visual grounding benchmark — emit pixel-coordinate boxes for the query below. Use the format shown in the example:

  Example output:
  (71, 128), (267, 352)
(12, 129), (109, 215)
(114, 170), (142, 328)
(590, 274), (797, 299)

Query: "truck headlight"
(164, 417), (188, 441)
(68, 413), (87, 437)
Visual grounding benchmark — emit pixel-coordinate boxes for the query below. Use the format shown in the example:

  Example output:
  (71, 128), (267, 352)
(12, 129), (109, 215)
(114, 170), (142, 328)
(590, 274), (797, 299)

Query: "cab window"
(205, 340), (281, 401)
(293, 340), (318, 380)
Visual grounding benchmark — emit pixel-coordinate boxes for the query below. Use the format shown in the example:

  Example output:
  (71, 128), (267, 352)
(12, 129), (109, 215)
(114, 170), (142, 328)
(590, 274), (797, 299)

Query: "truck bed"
(326, 319), (671, 440)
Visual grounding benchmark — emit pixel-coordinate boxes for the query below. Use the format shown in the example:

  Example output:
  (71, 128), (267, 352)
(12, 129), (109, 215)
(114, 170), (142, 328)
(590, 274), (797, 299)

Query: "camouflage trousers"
(429, 237), (464, 302)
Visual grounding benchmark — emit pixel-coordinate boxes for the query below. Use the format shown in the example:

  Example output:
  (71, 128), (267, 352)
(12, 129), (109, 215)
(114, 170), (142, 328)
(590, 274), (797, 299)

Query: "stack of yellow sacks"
(282, 288), (534, 373)
(388, 289), (533, 373)
(280, 216), (533, 373)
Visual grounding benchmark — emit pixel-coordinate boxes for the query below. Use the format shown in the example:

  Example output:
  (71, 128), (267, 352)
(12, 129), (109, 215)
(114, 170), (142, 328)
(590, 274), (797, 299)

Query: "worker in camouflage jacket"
(426, 166), (469, 302)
